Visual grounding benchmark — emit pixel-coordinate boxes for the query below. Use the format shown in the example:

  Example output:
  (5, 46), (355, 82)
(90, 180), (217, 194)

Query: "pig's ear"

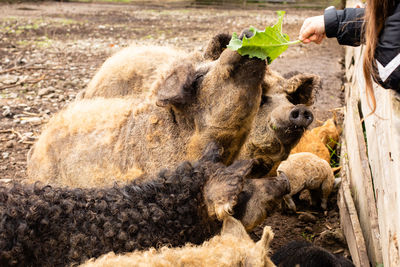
(203, 33), (232, 60)
(285, 74), (320, 106)
(256, 225), (274, 250)
(221, 216), (249, 238)
(156, 62), (197, 107)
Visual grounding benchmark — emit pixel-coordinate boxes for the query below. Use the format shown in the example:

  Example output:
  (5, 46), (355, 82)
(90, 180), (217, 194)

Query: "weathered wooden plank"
(342, 1), (399, 265)
(343, 76), (382, 265)
(339, 140), (370, 267)
(355, 55), (400, 266)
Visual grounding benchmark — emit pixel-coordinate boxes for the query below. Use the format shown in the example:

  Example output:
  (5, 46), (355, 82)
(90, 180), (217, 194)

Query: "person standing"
(299, 0), (400, 111)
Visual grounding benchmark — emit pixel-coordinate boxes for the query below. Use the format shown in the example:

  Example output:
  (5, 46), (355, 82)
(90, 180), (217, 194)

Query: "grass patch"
(327, 137), (341, 169)
(36, 36), (53, 48)
(16, 36), (53, 48)
(301, 232), (315, 242)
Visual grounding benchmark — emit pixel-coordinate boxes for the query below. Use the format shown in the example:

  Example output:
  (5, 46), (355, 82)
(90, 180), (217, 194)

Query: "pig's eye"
(192, 72), (206, 89)
(260, 95), (271, 107)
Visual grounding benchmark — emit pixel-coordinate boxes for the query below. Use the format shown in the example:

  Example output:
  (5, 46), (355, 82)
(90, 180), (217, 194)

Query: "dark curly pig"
(0, 142), (290, 267)
(271, 240), (355, 267)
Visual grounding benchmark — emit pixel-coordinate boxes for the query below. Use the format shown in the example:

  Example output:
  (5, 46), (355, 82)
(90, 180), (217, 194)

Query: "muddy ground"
(0, 0), (349, 263)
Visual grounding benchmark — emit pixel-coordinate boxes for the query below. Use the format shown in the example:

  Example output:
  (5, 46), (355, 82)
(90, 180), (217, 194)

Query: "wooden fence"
(340, 9), (400, 266)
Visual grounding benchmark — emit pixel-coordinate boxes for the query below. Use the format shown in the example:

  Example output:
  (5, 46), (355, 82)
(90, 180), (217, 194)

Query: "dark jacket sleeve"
(324, 6), (365, 46)
(324, 5), (400, 91)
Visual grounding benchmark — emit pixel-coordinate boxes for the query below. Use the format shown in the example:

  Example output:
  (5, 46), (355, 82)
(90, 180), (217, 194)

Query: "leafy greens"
(227, 11), (301, 64)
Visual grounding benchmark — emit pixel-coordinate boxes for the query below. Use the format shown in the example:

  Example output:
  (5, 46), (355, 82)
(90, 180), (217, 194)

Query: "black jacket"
(324, 3), (400, 91)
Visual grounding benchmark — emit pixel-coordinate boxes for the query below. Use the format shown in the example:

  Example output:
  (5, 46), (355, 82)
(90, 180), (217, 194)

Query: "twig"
(333, 248), (344, 254)
(22, 111), (41, 116)
(11, 129), (23, 140)
(0, 74), (46, 90)
(0, 128), (23, 141)
(0, 60), (61, 74)
(21, 141), (35, 145)
(0, 64), (34, 75)
(296, 211), (319, 215)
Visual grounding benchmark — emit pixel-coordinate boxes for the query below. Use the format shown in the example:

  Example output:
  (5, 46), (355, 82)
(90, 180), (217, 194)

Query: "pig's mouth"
(285, 124), (307, 137)
(287, 124), (308, 133)
(270, 122), (307, 145)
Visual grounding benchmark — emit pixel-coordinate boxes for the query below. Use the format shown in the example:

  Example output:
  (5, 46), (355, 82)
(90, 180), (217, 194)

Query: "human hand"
(299, 15), (326, 44)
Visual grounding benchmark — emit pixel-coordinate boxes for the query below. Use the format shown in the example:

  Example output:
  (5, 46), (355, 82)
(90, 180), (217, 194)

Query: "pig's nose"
(289, 105), (313, 128)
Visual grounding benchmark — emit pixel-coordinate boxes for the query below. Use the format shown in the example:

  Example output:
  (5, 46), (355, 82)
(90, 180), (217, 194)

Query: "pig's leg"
(283, 194), (297, 212)
(320, 178), (334, 210)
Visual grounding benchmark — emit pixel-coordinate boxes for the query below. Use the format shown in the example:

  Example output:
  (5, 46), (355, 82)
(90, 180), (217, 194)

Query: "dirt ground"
(0, 0), (349, 263)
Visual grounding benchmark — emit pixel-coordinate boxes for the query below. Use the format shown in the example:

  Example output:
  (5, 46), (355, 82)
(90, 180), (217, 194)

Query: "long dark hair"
(362, 0), (396, 112)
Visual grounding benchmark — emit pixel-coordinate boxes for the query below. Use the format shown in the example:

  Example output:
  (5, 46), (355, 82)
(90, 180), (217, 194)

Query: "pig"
(276, 152), (335, 211)
(272, 240), (355, 267)
(77, 32), (319, 181)
(290, 117), (341, 163)
(27, 33), (266, 188)
(80, 216), (275, 267)
(238, 68), (318, 177)
(2, 142), (288, 266)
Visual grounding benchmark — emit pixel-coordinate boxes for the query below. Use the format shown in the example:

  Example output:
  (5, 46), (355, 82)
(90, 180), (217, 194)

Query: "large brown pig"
(79, 33), (319, 180)
(27, 34), (266, 187)
(238, 69), (319, 177)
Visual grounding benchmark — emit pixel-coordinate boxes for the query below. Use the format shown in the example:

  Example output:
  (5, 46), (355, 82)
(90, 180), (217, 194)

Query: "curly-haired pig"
(80, 216), (275, 267)
(276, 152), (335, 211)
(238, 68), (319, 177)
(62, 33), (318, 187)
(27, 33), (266, 187)
(1, 142), (289, 267)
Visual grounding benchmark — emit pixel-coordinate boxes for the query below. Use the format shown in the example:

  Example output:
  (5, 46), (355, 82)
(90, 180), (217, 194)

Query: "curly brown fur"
(238, 69), (320, 177)
(80, 216), (276, 267)
(277, 152), (335, 211)
(65, 33), (319, 186)
(27, 34), (265, 188)
(2, 143), (288, 267)
(0, 170), (215, 266)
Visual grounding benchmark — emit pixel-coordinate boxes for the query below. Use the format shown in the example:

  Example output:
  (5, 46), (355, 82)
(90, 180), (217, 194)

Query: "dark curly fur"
(0, 153), (229, 266)
(271, 240), (355, 267)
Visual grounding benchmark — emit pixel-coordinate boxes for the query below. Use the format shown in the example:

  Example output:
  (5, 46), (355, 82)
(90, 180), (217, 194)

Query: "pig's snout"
(289, 105), (313, 128)
(277, 171), (291, 196)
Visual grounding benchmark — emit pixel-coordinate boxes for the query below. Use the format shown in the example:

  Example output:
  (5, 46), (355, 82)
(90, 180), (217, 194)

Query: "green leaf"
(227, 11), (301, 64)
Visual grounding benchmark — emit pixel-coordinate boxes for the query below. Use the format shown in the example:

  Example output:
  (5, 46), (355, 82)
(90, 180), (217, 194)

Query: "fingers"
(299, 18), (313, 40)
(298, 15), (325, 44)
(301, 34), (325, 44)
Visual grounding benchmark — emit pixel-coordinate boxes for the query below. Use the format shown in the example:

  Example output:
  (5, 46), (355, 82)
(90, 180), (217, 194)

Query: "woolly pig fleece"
(45, 33), (319, 187)
(277, 152), (335, 211)
(27, 34), (266, 188)
(0, 143), (289, 266)
(80, 216), (275, 267)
